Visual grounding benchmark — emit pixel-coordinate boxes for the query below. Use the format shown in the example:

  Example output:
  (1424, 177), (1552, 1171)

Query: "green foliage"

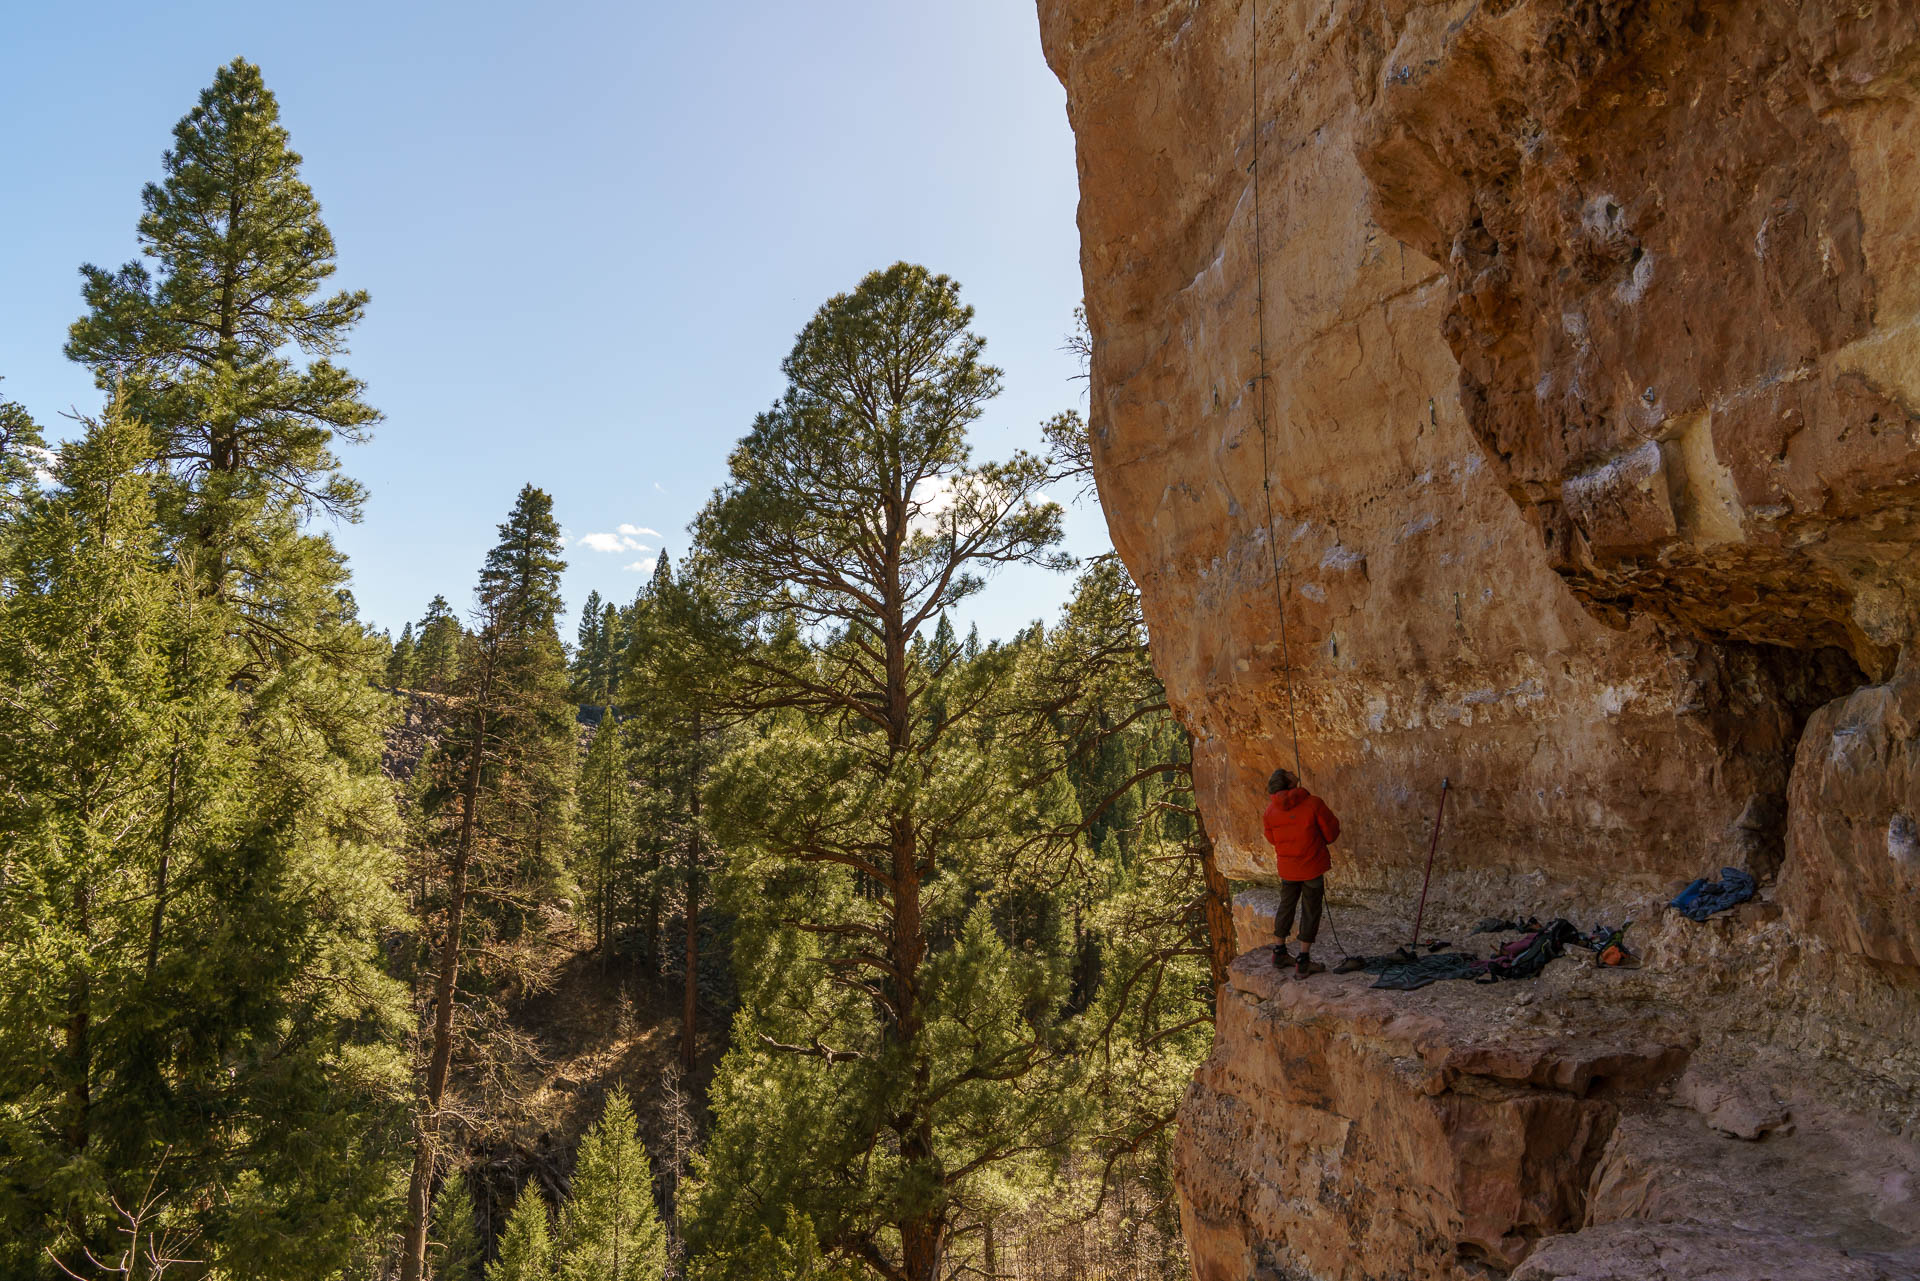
(1003, 559), (1219, 1194)
(0, 402), (410, 1279)
(0, 377), (47, 529)
(490, 1184), (556, 1281)
(431, 1171), (485, 1281)
(410, 486), (578, 942)
(66, 57), (378, 597)
(570, 591), (621, 706)
(676, 271), (1217, 1281)
(9, 65), (1212, 1278)
(483, 485), (568, 636)
(684, 264), (1079, 1281)
(390, 619), (419, 689)
(415, 594), (464, 692)
(472, 486), (578, 891)
(560, 1089), (667, 1281)
(3, 60), (416, 1276)
(691, 1208), (859, 1281)
(575, 715), (633, 956)
(395, 485), (580, 1280)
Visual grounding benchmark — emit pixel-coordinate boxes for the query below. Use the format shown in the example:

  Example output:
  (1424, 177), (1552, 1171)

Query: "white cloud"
(653, 482), (666, 493)
(906, 474), (1055, 537)
(624, 558), (658, 574)
(618, 523), (661, 539)
(908, 475), (960, 536)
(579, 529), (655, 553)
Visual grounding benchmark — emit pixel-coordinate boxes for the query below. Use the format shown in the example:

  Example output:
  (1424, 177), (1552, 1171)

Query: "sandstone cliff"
(1040, 0), (1920, 1276)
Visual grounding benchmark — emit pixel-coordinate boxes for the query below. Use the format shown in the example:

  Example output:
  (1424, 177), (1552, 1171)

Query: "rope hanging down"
(1249, 2), (1351, 966)
(1248, 0), (1304, 784)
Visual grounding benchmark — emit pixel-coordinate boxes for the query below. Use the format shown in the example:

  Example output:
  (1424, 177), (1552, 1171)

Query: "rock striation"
(1041, 0), (1920, 1276)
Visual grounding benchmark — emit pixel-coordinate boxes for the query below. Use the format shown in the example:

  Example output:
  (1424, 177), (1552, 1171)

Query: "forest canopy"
(0, 59), (1228, 1281)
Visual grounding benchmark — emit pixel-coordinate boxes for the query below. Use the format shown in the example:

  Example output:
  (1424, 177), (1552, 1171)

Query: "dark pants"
(1275, 876), (1324, 946)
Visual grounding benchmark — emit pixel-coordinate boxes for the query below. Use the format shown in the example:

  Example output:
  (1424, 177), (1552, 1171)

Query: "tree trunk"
(899, 1215), (945, 1281)
(1194, 809), (1236, 1005)
(873, 504), (949, 1281)
(682, 742), (701, 1073)
(646, 863), (662, 978)
(647, 759), (663, 978)
(398, 684), (489, 1281)
(145, 739), (182, 981)
(64, 873), (91, 1157)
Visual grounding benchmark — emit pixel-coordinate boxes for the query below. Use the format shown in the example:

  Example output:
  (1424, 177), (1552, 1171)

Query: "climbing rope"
(1248, 1), (1351, 965)
(1247, 0), (1304, 786)
(1244, 0), (1351, 967)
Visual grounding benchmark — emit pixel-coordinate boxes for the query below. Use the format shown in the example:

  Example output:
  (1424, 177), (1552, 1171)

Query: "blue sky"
(1, 1), (1099, 642)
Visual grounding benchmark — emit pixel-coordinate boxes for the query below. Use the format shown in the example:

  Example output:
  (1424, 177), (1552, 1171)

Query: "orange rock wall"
(1041, 1), (1920, 1277)
(1038, 0), (1920, 932)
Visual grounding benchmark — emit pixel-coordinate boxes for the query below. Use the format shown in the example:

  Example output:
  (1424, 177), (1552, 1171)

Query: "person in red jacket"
(1262, 767), (1341, 978)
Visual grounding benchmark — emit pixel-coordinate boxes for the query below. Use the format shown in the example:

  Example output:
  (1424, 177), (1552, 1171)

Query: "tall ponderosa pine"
(560, 1089), (667, 1281)
(399, 485), (577, 1281)
(415, 594), (464, 692)
(14, 56), (409, 1276)
(618, 552), (732, 1073)
(570, 589), (621, 706)
(576, 714), (633, 961)
(685, 264), (1072, 1281)
(0, 403), (409, 1279)
(66, 57), (376, 597)
(390, 619), (419, 689)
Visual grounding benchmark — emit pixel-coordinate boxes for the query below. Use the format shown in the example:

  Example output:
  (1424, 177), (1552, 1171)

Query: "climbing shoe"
(1271, 944), (1293, 967)
(1294, 954), (1325, 979)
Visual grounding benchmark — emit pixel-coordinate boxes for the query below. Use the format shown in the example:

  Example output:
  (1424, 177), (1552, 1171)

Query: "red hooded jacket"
(1263, 787), (1340, 882)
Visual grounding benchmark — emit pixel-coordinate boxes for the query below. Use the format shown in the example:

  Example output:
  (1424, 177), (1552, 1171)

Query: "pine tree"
(571, 589), (618, 706)
(429, 1171), (484, 1281)
(66, 58), (377, 596)
(390, 620), (419, 689)
(576, 717), (631, 957)
(617, 551), (733, 1071)
(0, 401), (409, 1279)
(399, 488), (576, 1281)
(0, 402), (186, 1273)
(0, 377), (46, 530)
(490, 1185), (555, 1281)
(482, 487), (577, 883)
(416, 595), (464, 692)
(39, 61), (411, 1277)
(560, 1089), (667, 1281)
(1001, 557), (1223, 1208)
(481, 485), (567, 636)
(598, 598), (623, 707)
(684, 264), (1072, 1281)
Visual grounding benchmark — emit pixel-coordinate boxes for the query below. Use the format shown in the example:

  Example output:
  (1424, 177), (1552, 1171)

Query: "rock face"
(1038, 0), (1920, 905)
(1191, 898), (1920, 1279)
(1040, 0), (1920, 1276)
(1185, 945), (1691, 1279)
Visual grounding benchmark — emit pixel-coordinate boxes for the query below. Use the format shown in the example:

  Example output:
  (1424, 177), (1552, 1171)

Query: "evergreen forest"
(0, 61), (1237, 1281)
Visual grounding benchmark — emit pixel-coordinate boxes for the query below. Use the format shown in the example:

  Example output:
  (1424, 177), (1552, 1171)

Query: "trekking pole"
(1409, 778), (1450, 949)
